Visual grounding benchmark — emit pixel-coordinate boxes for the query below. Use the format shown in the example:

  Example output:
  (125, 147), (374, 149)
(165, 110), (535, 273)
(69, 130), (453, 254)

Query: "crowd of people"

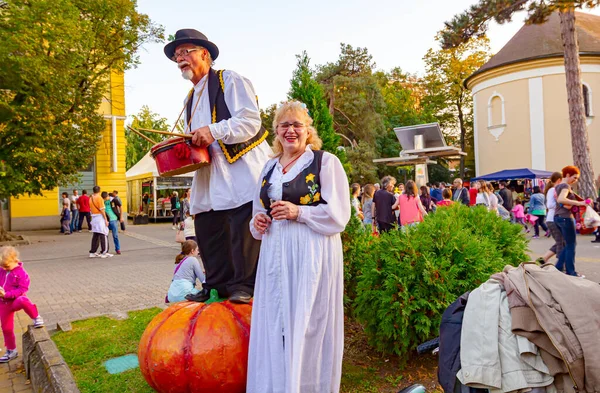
(352, 177), (506, 233)
(351, 166), (600, 279)
(59, 187), (125, 258)
(5, 28), (600, 393)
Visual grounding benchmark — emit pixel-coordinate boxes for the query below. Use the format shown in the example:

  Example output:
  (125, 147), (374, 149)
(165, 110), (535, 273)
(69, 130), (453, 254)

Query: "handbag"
(584, 205), (600, 228)
(175, 229), (185, 243)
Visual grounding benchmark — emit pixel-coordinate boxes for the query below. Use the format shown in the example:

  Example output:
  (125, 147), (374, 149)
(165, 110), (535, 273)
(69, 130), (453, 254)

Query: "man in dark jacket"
(498, 181), (513, 211)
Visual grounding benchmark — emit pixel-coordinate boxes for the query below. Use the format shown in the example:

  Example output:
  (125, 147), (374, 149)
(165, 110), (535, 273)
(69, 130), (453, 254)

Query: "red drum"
(150, 137), (210, 177)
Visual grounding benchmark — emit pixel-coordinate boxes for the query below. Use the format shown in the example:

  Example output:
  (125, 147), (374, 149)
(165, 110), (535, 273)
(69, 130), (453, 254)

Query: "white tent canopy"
(126, 152), (193, 220)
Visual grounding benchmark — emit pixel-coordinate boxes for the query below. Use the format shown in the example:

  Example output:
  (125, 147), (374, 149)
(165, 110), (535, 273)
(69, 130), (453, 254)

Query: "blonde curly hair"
(271, 101), (323, 156)
(0, 246), (19, 267)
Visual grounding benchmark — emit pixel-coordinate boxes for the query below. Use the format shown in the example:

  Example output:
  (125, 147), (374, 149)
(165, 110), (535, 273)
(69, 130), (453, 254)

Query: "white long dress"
(247, 147), (351, 393)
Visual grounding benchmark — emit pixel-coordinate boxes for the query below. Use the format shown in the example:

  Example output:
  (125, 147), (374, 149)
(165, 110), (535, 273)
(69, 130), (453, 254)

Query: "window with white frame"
(582, 81), (594, 125)
(487, 92), (506, 141)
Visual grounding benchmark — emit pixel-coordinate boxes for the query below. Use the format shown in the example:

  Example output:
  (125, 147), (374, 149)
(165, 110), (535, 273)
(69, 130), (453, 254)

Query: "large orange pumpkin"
(138, 297), (252, 393)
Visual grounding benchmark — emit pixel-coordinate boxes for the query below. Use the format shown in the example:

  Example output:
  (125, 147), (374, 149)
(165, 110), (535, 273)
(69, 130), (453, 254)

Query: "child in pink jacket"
(0, 246), (44, 363)
(511, 199), (530, 233)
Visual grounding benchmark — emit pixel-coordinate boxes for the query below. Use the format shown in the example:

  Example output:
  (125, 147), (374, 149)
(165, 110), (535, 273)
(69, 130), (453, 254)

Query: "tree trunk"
(0, 201), (14, 242)
(559, 9), (597, 198)
(329, 79), (335, 117)
(457, 100), (466, 179)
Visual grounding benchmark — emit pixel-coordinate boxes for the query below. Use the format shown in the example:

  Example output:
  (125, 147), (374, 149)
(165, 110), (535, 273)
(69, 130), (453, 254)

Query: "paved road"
(527, 231), (600, 280)
(1, 223), (599, 392)
(1, 223), (180, 393)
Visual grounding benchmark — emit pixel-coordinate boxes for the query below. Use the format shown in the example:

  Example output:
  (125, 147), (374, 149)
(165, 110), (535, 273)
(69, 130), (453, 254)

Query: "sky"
(124, 0), (600, 127)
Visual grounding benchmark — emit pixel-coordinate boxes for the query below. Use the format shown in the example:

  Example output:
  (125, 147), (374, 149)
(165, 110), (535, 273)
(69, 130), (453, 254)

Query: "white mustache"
(178, 61), (190, 70)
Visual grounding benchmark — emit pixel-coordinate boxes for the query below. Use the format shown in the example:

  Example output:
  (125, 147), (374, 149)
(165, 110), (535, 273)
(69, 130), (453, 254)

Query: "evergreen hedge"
(343, 203), (528, 359)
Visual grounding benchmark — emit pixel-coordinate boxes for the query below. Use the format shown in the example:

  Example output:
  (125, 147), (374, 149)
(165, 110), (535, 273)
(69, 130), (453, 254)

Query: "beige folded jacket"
(504, 263), (600, 393)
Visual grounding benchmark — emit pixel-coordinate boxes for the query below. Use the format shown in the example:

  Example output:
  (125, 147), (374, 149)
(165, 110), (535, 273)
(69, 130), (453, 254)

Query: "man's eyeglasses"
(278, 122), (305, 131)
(172, 48), (200, 61)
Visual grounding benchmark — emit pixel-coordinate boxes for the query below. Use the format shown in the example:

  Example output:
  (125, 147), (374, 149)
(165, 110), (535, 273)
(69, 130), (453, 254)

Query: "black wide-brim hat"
(164, 29), (219, 61)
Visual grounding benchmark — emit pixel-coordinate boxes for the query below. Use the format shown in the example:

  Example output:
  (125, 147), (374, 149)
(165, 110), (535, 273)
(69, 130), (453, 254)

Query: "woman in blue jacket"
(529, 186), (549, 239)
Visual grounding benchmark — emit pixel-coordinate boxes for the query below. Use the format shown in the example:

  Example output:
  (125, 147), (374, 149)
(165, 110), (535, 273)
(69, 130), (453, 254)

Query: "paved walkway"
(0, 223), (179, 393)
(1, 224), (599, 392)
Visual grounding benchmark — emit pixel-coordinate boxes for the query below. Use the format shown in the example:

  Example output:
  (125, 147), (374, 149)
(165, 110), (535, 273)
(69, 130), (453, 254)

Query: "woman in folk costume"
(247, 101), (351, 393)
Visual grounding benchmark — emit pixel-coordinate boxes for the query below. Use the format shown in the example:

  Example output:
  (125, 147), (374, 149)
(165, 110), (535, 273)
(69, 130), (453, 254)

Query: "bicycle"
(396, 337), (440, 393)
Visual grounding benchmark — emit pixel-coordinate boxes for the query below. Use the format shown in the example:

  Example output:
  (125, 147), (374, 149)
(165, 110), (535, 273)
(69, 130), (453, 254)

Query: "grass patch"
(52, 309), (441, 393)
(53, 308), (162, 393)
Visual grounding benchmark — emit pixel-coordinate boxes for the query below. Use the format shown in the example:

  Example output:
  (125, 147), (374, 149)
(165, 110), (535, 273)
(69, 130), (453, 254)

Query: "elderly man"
(164, 29), (271, 304)
(452, 178), (470, 206)
(372, 175), (397, 233)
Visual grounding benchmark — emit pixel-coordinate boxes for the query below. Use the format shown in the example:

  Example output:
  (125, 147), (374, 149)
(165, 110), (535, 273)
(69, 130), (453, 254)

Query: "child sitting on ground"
(166, 240), (205, 303)
(60, 202), (71, 235)
(0, 246), (44, 363)
(511, 199), (529, 233)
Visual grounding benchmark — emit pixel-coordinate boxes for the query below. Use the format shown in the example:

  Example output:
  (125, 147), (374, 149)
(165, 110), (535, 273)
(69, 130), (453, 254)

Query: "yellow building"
(7, 71), (128, 231)
(466, 12), (600, 177)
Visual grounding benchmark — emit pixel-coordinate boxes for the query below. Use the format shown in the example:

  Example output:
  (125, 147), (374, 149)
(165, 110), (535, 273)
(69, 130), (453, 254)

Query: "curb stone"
(22, 326), (79, 393)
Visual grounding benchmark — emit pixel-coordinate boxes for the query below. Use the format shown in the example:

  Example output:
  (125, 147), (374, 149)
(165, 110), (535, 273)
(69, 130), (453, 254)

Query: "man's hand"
(270, 201), (299, 221)
(191, 126), (215, 147)
(253, 213), (272, 234)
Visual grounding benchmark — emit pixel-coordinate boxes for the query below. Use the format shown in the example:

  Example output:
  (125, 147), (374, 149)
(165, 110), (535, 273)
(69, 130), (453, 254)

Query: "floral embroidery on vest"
(300, 174), (321, 205)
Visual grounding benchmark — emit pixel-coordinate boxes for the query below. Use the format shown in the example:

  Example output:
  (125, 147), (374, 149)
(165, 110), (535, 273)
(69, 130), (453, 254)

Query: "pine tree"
(288, 51), (348, 168)
(441, 0), (598, 197)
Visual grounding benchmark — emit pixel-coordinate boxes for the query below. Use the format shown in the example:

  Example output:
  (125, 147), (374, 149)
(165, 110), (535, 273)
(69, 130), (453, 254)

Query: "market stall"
(126, 152), (193, 223)
(471, 168), (554, 181)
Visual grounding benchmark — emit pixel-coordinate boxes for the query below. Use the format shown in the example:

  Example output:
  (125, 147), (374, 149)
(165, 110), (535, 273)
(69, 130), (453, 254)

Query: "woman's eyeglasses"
(278, 122), (305, 131)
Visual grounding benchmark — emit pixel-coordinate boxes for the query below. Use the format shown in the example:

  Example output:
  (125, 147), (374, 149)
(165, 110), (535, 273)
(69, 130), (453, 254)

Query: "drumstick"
(126, 126), (156, 144)
(136, 127), (192, 139)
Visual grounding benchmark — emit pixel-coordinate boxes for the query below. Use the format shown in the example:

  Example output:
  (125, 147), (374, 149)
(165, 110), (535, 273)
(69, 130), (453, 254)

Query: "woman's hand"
(0, 288), (5, 298)
(270, 201), (300, 221)
(253, 213), (272, 234)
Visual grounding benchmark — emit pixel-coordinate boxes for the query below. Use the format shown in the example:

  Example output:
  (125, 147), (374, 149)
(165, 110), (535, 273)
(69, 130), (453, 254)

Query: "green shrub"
(342, 211), (372, 314)
(349, 203), (528, 359)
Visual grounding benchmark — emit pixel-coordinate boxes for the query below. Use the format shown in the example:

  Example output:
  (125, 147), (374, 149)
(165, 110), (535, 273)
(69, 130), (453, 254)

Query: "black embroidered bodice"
(259, 150), (328, 217)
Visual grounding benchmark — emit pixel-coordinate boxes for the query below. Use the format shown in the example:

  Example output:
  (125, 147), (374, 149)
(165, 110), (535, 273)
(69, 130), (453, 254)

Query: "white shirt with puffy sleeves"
(185, 70), (272, 214)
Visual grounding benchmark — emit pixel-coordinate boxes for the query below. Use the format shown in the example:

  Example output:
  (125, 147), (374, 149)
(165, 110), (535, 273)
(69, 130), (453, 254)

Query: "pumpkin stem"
(204, 288), (226, 304)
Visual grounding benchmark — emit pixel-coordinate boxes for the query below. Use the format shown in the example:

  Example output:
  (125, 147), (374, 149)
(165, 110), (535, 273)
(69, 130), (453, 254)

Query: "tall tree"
(422, 35), (491, 178)
(441, 1), (598, 197)
(260, 103), (277, 146)
(316, 44), (385, 181)
(126, 106), (169, 170)
(0, 0), (163, 238)
(374, 68), (437, 179)
(289, 51), (342, 155)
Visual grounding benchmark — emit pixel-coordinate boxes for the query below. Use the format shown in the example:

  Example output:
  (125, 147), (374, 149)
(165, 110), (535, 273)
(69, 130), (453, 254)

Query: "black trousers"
(377, 221), (395, 233)
(194, 201), (260, 297)
(90, 233), (107, 254)
(78, 212), (91, 231)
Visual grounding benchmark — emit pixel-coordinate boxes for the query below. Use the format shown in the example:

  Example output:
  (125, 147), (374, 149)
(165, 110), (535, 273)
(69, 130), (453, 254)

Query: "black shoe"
(592, 239), (600, 243)
(229, 291), (252, 304)
(185, 289), (210, 303)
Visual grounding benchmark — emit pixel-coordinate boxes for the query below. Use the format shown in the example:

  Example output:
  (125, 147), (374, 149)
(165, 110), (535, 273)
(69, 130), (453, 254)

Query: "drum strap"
(185, 68), (269, 164)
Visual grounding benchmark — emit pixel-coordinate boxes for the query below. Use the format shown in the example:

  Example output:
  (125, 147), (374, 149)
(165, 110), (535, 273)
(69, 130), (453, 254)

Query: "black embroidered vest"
(185, 68), (269, 164)
(260, 150), (328, 216)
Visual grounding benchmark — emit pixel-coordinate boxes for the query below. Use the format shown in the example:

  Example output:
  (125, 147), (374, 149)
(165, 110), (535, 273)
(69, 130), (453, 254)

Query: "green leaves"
(288, 51), (347, 169)
(126, 106), (169, 170)
(440, 0), (599, 49)
(0, 0), (164, 200)
(344, 203), (528, 360)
